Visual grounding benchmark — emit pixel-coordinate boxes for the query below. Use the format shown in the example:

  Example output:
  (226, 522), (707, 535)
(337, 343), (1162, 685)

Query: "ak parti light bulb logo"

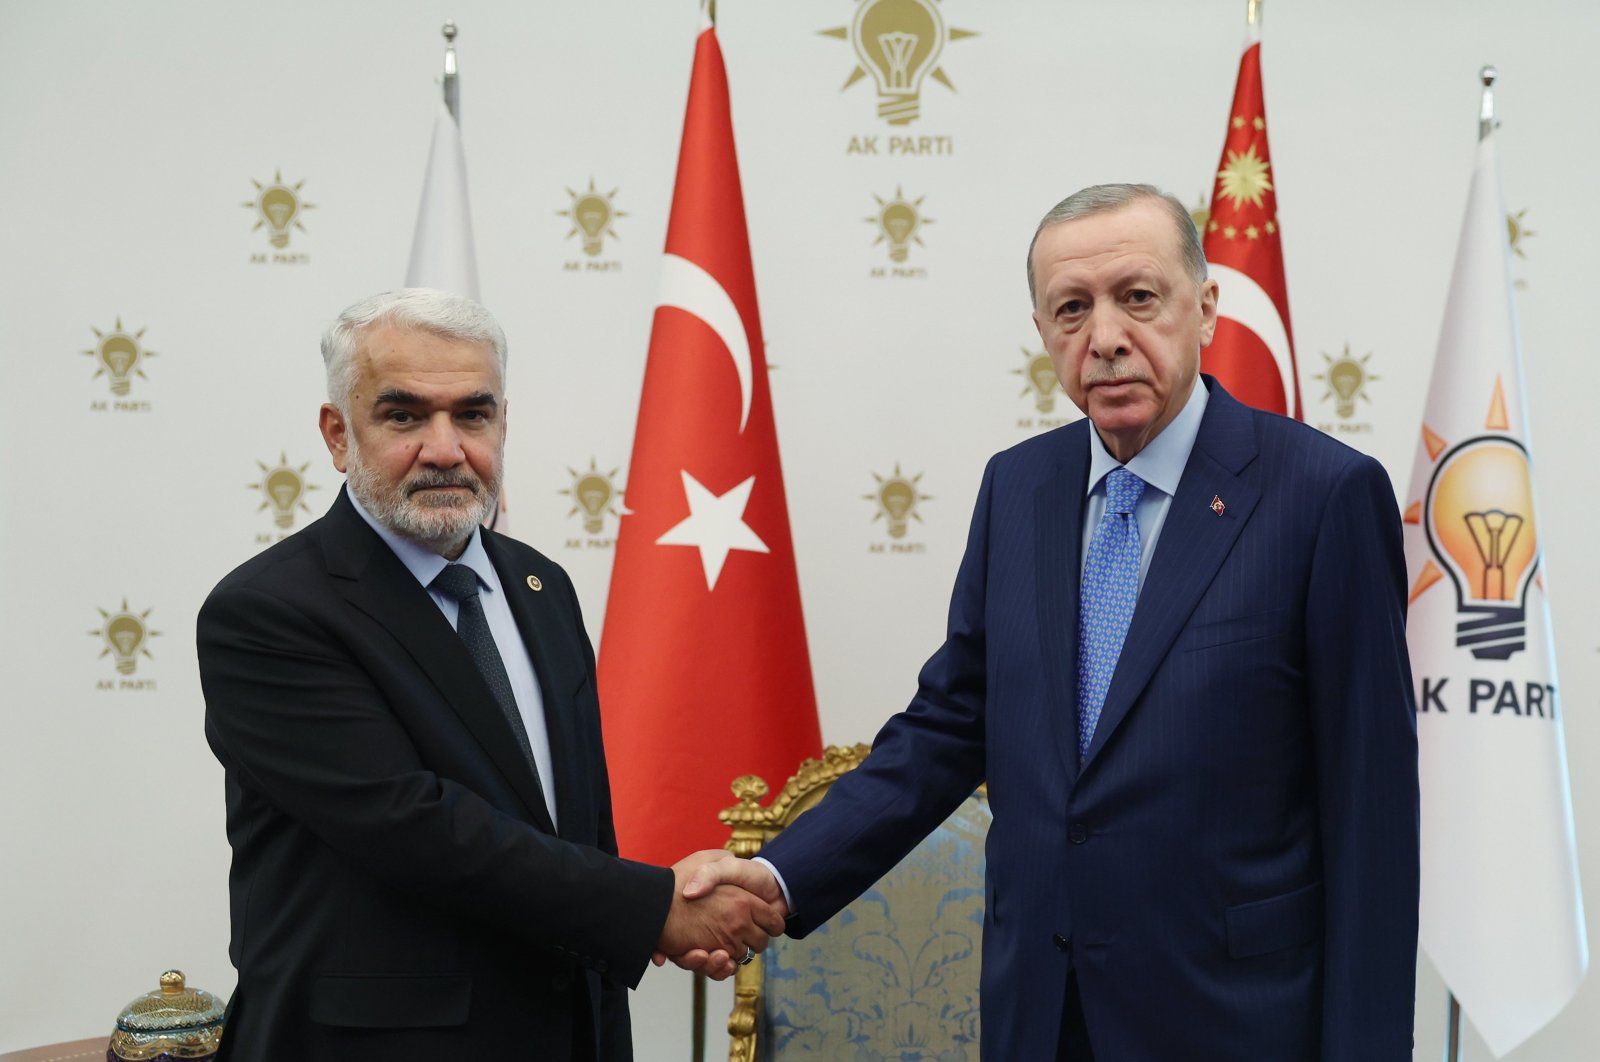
(1412, 379), (1539, 661)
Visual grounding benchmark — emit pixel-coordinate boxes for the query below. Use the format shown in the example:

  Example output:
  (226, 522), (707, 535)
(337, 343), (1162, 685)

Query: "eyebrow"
(372, 388), (498, 409)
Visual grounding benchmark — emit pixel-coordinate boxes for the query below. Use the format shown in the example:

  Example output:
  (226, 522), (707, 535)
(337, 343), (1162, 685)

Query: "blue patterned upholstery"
(754, 790), (990, 1061)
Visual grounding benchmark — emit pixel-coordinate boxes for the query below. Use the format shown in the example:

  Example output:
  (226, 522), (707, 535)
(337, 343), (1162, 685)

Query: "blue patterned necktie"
(1077, 467), (1146, 764)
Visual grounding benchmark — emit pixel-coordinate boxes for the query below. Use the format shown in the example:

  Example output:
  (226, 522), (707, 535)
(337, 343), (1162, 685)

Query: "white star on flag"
(655, 470), (769, 590)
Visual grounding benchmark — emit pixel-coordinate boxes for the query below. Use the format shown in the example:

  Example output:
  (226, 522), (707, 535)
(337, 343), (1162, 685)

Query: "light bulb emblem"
(561, 459), (623, 535)
(865, 463), (932, 540)
(867, 186), (933, 263)
(820, 1), (977, 127)
(82, 319), (157, 397)
(1423, 435), (1538, 660)
(1013, 347), (1063, 413)
(89, 599), (162, 676)
(560, 180), (627, 258)
(243, 170), (314, 249)
(1314, 345), (1378, 420)
(249, 453), (319, 530)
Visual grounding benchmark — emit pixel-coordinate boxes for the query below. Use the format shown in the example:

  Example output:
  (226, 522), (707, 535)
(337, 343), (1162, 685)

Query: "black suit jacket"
(199, 489), (673, 1061)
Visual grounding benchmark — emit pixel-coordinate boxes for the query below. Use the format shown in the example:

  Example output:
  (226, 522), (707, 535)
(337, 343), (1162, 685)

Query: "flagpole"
(1478, 64), (1497, 141)
(441, 20), (460, 123)
(1439, 66), (1497, 1062)
(1446, 992), (1463, 1062)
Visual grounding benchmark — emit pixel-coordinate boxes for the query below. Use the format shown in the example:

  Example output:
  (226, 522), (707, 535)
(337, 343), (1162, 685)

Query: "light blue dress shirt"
(348, 491), (558, 828)
(757, 379), (1211, 915)
(1080, 376), (1209, 593)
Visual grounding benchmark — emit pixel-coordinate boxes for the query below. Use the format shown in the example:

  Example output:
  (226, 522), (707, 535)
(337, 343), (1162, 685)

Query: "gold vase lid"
(109, 970), (224, 1060)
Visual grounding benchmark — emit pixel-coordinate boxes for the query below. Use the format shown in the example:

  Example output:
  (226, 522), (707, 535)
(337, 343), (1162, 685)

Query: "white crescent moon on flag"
(657, 253), (752, 433)
(1206, 261), (1297, 414)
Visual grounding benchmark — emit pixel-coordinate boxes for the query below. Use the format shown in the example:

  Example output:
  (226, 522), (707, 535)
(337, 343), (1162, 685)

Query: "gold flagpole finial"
(1247, 0), (1261, 27)
(442, 21), (460, 123)
(1479, 65), (1498, 141)
(705, 0), (717, 27)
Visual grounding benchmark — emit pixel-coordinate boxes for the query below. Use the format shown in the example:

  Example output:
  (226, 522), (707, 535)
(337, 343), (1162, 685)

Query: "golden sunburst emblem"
(243, 170), (314, 248)
(864, 463), (933, 539)
(83, 319), (157, 397)
(1215, 145), (1273, 210)
(1313, 345), (1378, 420)
(867, 186), (932, 262)
(560, 458), (623, 535)
(559, 179), (627, 257)
(249, 453), (320, 529)
(820, 0), (977, 126)
(89, 600), (162, 676)
(1012, 347), (1062, 413)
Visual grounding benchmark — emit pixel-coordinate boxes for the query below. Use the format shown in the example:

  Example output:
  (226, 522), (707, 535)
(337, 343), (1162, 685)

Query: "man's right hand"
(655, 850), (787, 980)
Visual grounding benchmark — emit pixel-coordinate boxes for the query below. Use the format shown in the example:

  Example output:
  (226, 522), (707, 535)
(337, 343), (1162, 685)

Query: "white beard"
(345, 437), (501, 555)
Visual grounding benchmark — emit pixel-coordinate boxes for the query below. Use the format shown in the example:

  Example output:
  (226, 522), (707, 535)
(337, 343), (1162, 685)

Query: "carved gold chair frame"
(719, 743), (874, 1062)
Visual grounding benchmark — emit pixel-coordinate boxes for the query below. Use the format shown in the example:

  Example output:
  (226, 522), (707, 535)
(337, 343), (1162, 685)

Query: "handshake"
(653, 850), (786, 980)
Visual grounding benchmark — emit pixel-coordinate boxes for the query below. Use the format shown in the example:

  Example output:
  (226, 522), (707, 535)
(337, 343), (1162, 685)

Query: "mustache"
(405, 470), (481, 495)
(1083, 363), (1149, 388)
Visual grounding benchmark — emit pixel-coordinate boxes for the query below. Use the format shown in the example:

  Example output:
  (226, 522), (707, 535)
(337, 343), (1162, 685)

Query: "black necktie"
(429, 564), (541, 782)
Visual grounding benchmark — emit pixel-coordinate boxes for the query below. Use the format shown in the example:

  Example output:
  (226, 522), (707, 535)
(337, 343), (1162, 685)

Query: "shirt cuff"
(751, 856), (795, 915)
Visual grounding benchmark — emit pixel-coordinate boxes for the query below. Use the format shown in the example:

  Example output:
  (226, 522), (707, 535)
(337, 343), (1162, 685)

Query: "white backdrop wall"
(2, 1), (1596, 1058)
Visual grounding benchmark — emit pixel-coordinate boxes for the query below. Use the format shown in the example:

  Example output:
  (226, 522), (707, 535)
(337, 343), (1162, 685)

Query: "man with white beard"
(197, 289), (780, 1061)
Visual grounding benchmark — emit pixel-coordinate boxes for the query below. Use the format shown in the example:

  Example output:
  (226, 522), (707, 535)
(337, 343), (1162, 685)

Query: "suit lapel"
(1081, 383), (1261, 769)
(1035, 427), (1090, 788)
(484, 534), (585, 842)
(321, 491), (557, 833)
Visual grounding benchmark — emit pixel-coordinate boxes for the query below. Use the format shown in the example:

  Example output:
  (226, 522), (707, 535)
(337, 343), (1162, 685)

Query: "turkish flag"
(1201, 23), (1302, 419)
(598, 14), (821, 866)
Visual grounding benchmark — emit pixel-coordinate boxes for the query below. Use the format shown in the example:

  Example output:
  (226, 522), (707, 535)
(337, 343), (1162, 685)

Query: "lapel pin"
(1210, 495), (1226, 517)
(526, 575), (543, 591)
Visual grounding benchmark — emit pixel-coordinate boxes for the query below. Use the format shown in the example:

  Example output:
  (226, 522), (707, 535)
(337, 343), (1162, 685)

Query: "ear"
(319, 403), (350, 474)
(1197, 277), (1220, 348)
(1032, 308), (1046, 344)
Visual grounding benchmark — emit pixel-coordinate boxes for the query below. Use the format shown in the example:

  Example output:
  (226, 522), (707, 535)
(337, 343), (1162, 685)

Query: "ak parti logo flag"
(598, 6), (821, 866)
(1200, 9), (1301, 419)
(1404, 109), (1586, 1057)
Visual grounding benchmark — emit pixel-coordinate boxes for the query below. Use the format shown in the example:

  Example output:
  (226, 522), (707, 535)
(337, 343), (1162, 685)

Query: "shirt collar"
(346, 488), (497, 593)
(1085, 376), (1210, 498)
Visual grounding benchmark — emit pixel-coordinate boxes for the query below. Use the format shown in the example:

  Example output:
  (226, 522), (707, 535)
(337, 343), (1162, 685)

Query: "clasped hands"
(653, 850), (785, 980)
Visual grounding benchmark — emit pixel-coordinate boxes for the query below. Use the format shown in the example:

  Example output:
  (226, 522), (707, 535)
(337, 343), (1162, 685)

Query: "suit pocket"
(1225, 881), (1323, 959)
(309, 973), (471, 1028)
(1180, 607), (1290, 651)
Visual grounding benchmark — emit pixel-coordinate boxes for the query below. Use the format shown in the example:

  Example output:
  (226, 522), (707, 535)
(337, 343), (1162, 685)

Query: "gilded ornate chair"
(722, 744), (990, 1062)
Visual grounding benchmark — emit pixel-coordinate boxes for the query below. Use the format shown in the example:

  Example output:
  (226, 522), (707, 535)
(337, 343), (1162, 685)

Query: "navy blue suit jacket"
(763, 379), (1419, 1060)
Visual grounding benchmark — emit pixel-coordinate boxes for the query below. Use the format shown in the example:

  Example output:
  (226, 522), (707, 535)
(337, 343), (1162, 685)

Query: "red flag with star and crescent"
(598, 10), (821, 866)
(1201, 17), (1302, 419)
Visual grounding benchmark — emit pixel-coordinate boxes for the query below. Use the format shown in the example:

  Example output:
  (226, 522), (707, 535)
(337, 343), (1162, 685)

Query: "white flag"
(405, 104), (479, 300)
(1404, 129), (1587, 1056)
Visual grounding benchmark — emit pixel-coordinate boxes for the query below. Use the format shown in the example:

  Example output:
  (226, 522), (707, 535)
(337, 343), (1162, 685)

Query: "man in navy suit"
(686, 185), (1419, 1059)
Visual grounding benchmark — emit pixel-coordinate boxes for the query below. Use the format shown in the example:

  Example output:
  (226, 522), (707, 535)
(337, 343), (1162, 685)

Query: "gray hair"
(320, 289), (508, 411)
(1026, 184), (1207, 305)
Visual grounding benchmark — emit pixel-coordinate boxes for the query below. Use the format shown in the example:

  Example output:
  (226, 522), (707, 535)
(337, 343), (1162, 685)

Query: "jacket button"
(1052, 934), (1070, 952)
(1069, 823), (1088, 844)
